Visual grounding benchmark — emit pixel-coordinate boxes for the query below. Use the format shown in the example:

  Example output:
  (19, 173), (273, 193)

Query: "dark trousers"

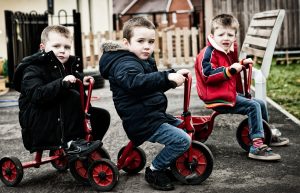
(89, 106), (110, 141)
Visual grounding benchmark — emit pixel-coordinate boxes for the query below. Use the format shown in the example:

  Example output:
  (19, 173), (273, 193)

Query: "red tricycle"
(192, 64), (272, 152)
(0, 79), (119, 192)
(108, 73), (214, 186)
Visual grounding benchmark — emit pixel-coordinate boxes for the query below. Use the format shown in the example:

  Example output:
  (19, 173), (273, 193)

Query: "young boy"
(99, 17), (191, 191)
(14, 25), (109, 159)
(194, 14), (289, 161)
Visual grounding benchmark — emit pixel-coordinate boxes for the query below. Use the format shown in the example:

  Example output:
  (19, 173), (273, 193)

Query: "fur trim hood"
(99, 40), (136, 79)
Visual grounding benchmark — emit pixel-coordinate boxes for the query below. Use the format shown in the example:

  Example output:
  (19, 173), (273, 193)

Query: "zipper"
(56, 59), (66, 145)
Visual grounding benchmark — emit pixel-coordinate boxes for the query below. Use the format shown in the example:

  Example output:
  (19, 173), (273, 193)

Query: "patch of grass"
(266, 61), (300, 119)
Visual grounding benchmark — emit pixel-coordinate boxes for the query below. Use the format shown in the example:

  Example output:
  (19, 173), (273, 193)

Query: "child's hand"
(230, 62), (243, 73)
(176, 69), (191, 76)
(83, 76), (94, 86)
(168, 73), (185, 87)
(63, 75), (76, 83)
(242, 58), (253, 65)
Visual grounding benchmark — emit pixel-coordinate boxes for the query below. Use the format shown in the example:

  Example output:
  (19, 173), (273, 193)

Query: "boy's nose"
(59, 47), (65, 52)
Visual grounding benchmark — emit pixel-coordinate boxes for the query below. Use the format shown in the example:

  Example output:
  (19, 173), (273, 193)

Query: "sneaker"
(248, 144), (281, 161)
(164, 168), (177, 182)
(270, 136), (289, 147)
(65, 139), (102, 161)
(145, 167), (174, 191)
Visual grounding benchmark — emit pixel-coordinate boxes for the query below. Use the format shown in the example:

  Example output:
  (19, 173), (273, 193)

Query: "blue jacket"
(99, 42), (177, 146)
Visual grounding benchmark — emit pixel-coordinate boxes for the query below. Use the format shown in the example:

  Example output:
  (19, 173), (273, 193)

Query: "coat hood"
(99, 40), (133, 79)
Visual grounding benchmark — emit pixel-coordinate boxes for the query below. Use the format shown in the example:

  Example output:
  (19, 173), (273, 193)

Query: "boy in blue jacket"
(99, 17), (191, 191)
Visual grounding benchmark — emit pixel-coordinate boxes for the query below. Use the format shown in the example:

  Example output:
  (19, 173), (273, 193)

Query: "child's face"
(213, 26), (236, 52)
(40, 31), (72, 64)
(123, 27), (155, 60)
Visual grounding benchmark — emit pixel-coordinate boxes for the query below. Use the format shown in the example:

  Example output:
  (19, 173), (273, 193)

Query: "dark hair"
(41, 25), (72, 43)
(211, 14), (239, 34)
(123, 17), (156, 41)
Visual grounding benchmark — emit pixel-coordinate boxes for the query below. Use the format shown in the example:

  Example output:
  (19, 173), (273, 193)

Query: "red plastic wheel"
(170, 141), (214, 185)
(236, 118), (272, 151)
(69, 146), (110, 185)
(88, 158), (119, 191)
(117, 146), (146, 174)
(0, 157), (23, 187)
(49, 149), (68, 171)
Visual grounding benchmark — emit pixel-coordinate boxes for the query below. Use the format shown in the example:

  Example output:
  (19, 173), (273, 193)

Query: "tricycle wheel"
(88, 158), (119, 191)
(49, 149), (68, 172)
(170, 141), (214, 185)
(117, 146), (146, 174)
(69, 146), (111, 185)
(0, 157), (23, 186)
(236, 118), (272, 152)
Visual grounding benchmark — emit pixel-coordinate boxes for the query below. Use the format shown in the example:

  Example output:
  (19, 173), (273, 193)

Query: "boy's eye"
(149, 40), (155, 44)
(138, 39), (144, 43)
(65, 46), (71, 50)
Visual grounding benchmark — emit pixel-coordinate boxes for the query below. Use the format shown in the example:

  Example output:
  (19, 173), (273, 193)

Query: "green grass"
(265, 61), (300, 119)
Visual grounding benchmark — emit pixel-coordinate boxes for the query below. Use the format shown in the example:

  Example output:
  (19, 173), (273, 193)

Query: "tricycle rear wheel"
(0, 157), (23, 187)
(236, 118), (272, 151)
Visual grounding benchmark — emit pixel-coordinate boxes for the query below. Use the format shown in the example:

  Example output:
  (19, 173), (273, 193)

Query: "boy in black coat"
(14, 25), (109, 157)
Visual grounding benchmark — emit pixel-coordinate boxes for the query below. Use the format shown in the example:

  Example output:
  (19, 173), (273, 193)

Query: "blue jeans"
(213, 95), (269, 140)
(147, 119), (191, 170)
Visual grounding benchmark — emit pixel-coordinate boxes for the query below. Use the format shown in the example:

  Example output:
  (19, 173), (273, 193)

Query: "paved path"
(0, 70), (300, 193)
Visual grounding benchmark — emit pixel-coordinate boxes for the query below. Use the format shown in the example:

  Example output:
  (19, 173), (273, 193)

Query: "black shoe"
(164, 168), (177, 182)
(145, 167), (174, 191)
(65, 139), (102, 161)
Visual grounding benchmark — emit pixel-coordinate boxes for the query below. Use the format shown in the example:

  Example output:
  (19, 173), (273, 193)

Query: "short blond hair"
(211, 14), (239, 34)
(41, 25), (72, 43)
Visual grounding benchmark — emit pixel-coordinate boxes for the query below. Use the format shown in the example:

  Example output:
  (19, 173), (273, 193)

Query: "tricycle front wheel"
(170, 141), (214, 185)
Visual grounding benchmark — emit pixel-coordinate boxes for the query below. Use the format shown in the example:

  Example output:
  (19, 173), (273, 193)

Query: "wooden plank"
(183, 28), (190, 63)
(167, 30), (174, 66)
(175, 28), (182, 65)
(241, 46), (265, 58)
(243, 35), (268, 48)
(89, 32), (95, 68)
(253, 10), (280, 19)
(247, 27), (272, 37)
(191, 27), (198, 58)
(250, 18), (276, 27)
(161, 31), (168, 67)
(95, 32), (102, 60)
(154, 31), (160, 66)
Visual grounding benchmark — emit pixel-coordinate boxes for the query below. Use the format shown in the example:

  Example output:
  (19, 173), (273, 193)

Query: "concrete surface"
(0, 69), (299, 193)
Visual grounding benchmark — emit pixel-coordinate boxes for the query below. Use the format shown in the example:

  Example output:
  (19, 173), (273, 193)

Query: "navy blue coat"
(99, 46), (177, 146)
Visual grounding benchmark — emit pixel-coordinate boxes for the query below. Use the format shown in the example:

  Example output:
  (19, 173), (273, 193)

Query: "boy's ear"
(123, 38), (129, 46)
(39, 43), (45, 50)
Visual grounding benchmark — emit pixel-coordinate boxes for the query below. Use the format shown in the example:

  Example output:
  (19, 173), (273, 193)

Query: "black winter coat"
(99, 43), (178, 146)
(14, 51), (85, 152)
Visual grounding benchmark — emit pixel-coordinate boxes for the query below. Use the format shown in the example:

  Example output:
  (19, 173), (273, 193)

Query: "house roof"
(124, 0), (170, 14)
(113, 0), (134, 14)
(113, 0), (193, 16)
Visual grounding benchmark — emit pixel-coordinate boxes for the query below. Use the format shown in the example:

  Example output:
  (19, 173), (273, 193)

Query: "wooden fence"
(81, 27), (200, 69)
